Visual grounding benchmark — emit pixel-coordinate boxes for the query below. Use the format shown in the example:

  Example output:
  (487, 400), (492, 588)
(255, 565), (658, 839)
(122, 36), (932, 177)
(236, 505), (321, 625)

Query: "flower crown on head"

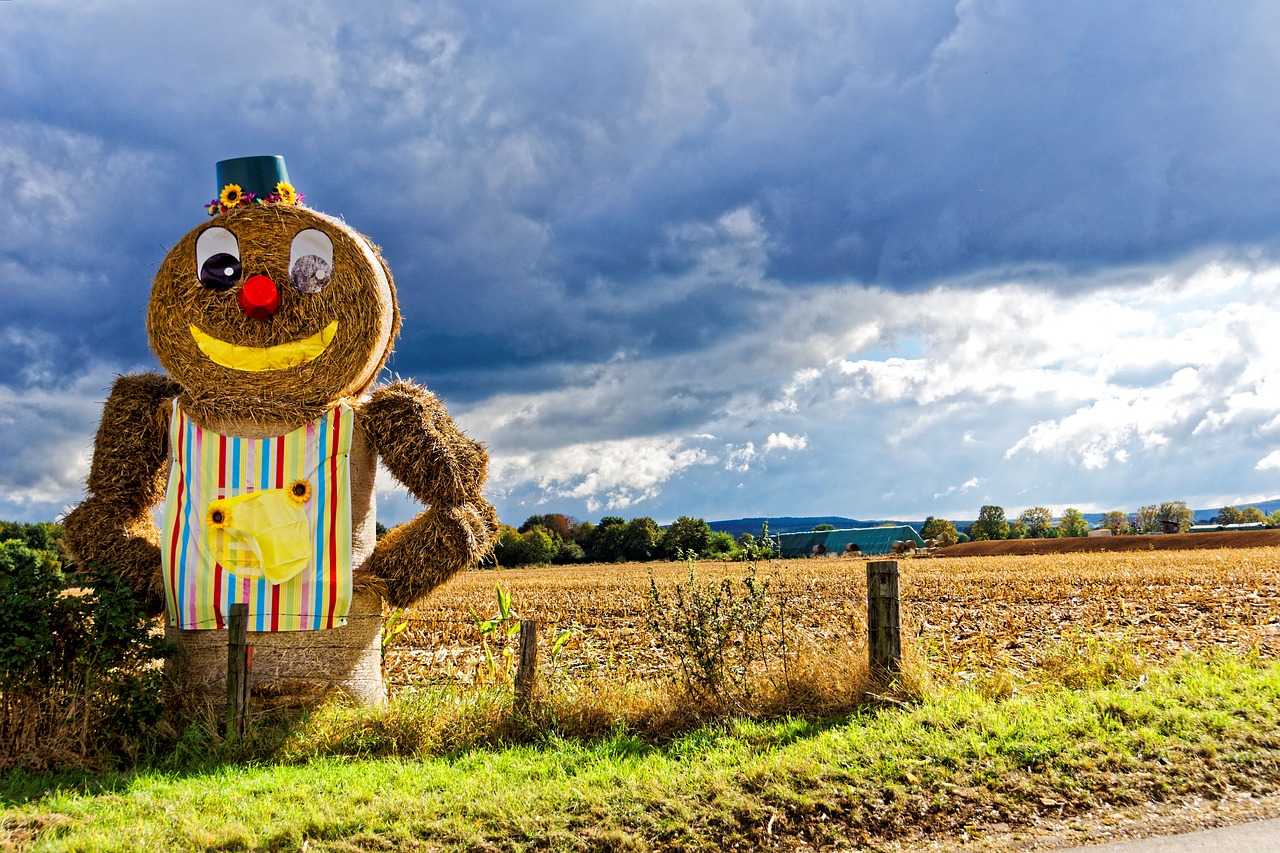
(206, 181), (305, 215)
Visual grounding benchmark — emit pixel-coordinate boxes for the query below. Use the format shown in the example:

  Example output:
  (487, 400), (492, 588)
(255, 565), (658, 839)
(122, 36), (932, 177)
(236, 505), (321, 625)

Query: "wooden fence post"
(866, 560), (902, 680)
(515, 619), (540, 714)
(226, 603), (251, 738)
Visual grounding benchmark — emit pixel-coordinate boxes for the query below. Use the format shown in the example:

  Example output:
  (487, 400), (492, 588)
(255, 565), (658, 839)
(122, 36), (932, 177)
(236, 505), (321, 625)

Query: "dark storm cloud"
(6, 0), (1279, 394)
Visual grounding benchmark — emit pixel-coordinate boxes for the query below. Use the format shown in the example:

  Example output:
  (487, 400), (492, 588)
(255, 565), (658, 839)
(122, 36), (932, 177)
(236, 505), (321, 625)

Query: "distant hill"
(709, 517), (900, 537)
(1191, 498), (1280, 521)
(710, 499), (1280, 538)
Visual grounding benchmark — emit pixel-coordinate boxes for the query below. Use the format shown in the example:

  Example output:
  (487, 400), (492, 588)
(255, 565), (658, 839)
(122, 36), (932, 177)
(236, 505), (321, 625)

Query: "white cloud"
(724, 442), (756, 472)
(490, 437), (708, 514)
(1256, 451), (1280, 472)
(449, 257), (1280, 522)
(764, 432), (808, 453)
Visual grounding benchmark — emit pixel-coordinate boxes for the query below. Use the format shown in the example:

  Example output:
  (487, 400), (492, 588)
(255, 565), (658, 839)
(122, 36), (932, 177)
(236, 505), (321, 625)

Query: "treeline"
(0, 520), (64, 554)
(493, 514), (775, 567)
(1210, 504), (1280, 526)
(962, 501), (1280, 541)
(964, 505), (1098, 541)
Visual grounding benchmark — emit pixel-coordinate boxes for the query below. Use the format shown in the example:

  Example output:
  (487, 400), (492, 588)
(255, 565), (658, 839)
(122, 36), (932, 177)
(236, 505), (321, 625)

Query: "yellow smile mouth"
(190, 321), (339, 372)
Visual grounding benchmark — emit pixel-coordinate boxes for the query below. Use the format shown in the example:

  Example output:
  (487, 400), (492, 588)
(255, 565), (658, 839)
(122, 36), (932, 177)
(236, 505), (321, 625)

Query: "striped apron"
(160, 401), (354, 631)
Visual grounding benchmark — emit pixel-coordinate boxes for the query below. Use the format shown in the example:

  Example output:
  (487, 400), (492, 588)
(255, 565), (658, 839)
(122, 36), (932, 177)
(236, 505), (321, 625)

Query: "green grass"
(4, 650), (1279, 852)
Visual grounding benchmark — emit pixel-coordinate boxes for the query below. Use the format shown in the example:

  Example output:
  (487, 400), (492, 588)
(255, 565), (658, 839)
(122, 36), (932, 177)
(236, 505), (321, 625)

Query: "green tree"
(522, 527), (558, 565)
(0, 521), (64, 556)
(519, 513), (575, 541)
(970, 505), (1009, 541)
(706, 531), (738, 558)
(1134, 505), (1161, 534)
(1016, 507), (1056, 538)
(662, 516), (712, 558)
(494, 525), (558, 566)
(1240, 506), (1267, 524)
(621, 517), (662, 561)
(1158, 501), (1193, 533)
(571, 520), (595, 551)
(1216, 506), (1244, 525)
(492, 526), (525, 566)
(920, 516), (958, 547)
(1058, 508), (1089, 538)
(553, 539), (586, 564)
(1101, 510), (1130, 535)
(812, 522), (836, 532)
(587, 517), (627, 562)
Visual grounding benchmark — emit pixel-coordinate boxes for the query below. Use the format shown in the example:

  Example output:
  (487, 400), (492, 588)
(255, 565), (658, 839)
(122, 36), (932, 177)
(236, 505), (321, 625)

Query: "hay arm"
(64, 372), (180, 615)
(358, 381), (498, 607)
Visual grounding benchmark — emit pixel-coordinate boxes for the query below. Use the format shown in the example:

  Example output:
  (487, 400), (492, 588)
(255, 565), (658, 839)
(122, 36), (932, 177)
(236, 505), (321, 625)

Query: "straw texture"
(67, 199), (492, 706)
(63, 372), (180, 615)
(360, 381), (498, 607)
(164, 587), (386, 712)
(148, 205), (400, 433)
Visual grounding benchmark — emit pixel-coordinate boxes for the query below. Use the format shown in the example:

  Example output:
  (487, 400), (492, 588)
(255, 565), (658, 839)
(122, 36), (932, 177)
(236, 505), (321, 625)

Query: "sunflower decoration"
(274, 181), (299, 205)
(207, 501), (231, 529)
(288, 479), (312, 505)
(207, 178), (304, 215)
(219, 183), (244, 209)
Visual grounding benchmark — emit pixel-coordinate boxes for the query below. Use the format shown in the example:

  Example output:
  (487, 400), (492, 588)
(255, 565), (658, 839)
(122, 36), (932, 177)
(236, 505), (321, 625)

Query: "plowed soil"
(940, 528), (1280, 556)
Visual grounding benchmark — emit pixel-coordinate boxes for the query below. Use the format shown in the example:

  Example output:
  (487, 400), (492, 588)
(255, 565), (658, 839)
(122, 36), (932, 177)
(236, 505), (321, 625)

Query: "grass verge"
(3, 649), (1278, 852)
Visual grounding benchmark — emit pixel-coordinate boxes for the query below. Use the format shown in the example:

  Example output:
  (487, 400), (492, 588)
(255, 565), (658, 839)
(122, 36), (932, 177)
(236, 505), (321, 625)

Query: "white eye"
(289, 229), (334, 293)
(195, 227), (241, 290)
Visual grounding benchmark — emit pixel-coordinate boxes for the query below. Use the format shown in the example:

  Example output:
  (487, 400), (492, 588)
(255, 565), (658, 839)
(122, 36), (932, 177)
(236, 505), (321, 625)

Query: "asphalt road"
(1068, 817), (1280, 852)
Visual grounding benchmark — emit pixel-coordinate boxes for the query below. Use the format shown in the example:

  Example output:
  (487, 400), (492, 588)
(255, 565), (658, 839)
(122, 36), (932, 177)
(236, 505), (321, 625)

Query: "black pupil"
(200, 253), (242, 290)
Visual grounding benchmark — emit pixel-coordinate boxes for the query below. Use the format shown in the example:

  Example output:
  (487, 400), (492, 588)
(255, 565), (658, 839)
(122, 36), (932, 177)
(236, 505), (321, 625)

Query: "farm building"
(1189, 522), (1270, 533)
(772, 525), (925, 558)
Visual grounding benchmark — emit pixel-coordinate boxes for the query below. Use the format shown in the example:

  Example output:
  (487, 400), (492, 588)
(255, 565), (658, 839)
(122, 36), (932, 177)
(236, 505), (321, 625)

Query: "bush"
(0, 540), (173, 770)
(646, 559), (771, 708)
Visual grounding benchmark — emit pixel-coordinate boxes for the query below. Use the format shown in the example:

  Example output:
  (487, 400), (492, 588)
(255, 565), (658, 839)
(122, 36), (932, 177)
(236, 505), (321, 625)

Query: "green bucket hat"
(208, 156), (304, 215)
(216, 155), (290, 199)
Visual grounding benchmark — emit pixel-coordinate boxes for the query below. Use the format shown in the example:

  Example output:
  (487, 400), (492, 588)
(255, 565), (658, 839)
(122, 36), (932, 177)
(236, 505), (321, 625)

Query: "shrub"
(0, 541), (173, 770)
(646, 558), (771, 708)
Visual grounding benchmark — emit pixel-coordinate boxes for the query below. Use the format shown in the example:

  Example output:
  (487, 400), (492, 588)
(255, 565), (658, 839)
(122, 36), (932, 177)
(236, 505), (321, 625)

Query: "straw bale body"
(65, 203), (496, 708)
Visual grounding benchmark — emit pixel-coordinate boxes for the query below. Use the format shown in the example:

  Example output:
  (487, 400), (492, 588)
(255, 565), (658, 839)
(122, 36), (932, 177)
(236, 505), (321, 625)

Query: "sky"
(2, 0), (1279, 528)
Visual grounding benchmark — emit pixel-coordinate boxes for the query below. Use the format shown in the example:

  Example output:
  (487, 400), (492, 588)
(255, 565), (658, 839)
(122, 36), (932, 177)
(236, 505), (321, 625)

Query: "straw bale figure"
(64, 157), (497, 709)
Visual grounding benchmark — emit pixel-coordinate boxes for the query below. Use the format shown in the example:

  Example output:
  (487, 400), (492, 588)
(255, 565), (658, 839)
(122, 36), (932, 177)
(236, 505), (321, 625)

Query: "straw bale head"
(147, 205), (401, 428)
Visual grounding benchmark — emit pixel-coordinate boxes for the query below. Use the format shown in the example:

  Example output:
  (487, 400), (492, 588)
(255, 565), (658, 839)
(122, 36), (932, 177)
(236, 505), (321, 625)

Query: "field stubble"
(384, 546), (1280, 693)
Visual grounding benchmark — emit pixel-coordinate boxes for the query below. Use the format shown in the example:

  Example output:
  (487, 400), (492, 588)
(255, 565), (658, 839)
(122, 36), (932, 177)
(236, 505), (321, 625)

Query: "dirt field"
(941, 528), (1280, 556)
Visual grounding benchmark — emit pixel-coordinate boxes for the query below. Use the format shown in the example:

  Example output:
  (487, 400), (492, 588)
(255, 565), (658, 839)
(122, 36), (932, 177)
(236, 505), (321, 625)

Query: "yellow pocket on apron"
(206, 488), (311, 585)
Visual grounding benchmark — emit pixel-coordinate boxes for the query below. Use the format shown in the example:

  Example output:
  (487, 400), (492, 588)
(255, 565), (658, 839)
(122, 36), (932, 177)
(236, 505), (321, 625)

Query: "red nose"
(238, 275), (280, 320)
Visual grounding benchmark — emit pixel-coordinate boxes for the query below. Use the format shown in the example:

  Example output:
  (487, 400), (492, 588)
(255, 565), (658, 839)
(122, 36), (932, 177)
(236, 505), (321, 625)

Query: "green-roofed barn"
(772, 525), (925, 558)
